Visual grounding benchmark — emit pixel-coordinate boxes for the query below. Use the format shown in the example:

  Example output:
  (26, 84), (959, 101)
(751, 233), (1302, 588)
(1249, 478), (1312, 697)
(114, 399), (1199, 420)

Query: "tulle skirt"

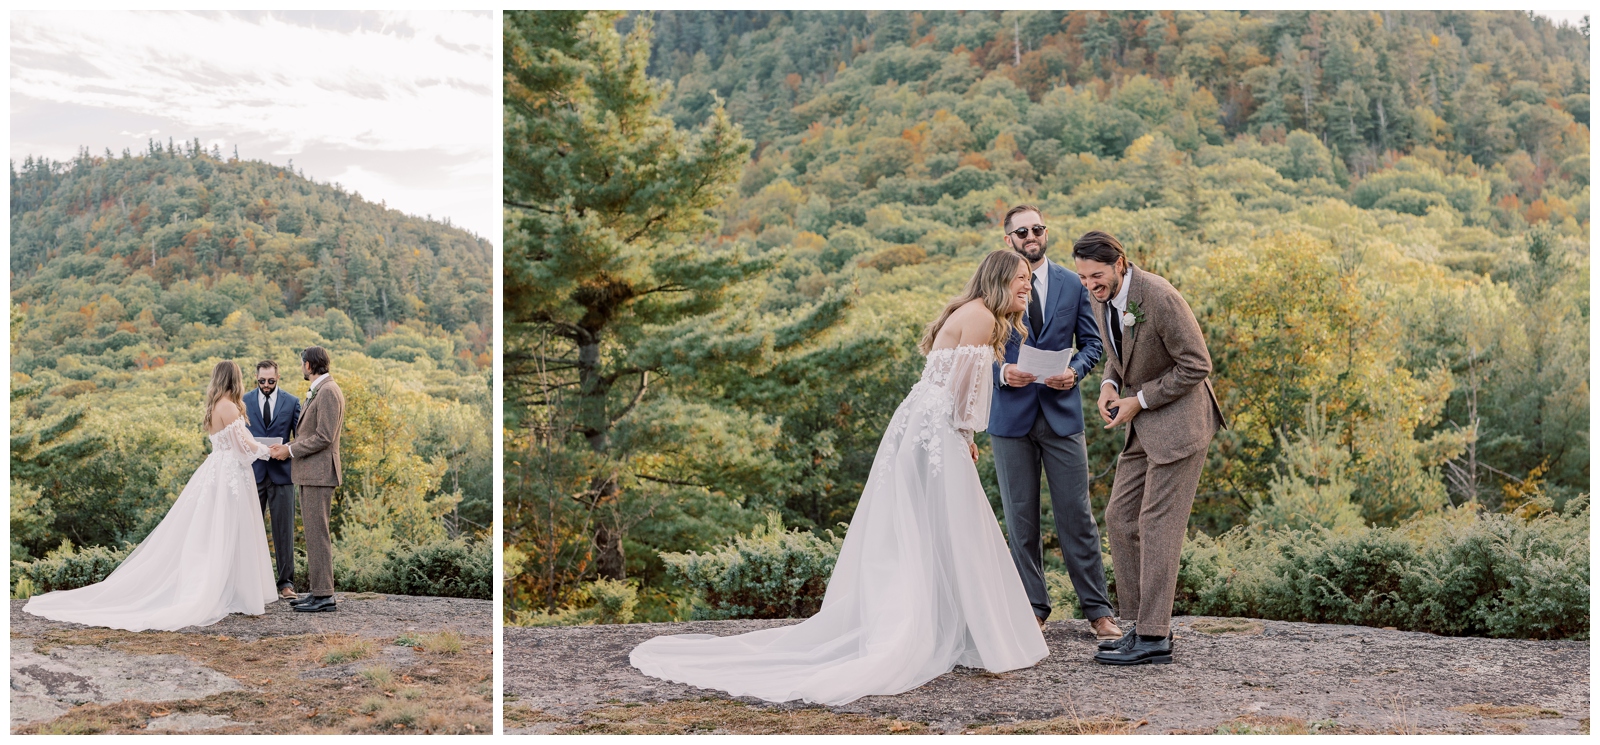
(631, 399), (1047, 705)
(24, 452), (278, 632)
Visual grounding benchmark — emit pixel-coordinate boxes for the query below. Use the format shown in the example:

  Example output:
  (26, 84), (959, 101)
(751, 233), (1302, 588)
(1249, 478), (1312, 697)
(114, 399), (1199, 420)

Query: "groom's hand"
(1042, 368), (1077, 390)
(1103, 395), (1142, 429)
(1002, 364), (1037, 387)
(1097, 385), (1118, 423)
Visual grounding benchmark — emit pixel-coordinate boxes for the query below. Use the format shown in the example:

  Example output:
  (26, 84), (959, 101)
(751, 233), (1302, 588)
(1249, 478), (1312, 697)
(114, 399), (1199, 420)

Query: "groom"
(244, 360), (301, 600)
(268, 346), (345, 613)
(1073, 230), (1226, 665)
(989, 205), (1120, 641)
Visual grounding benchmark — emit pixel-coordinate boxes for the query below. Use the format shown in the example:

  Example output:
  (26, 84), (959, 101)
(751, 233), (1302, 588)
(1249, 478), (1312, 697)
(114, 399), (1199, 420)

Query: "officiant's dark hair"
(302, 346), (330, 375)
(1002, 204), (1042, 232)
(256, 359), (278, 374)
(1071, 230), (1126, 267)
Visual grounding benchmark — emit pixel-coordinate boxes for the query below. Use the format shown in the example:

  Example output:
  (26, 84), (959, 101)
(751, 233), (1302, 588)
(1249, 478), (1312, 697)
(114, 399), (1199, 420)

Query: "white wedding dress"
(631, 344), (1047, 705)
(23, 414), (280, 632)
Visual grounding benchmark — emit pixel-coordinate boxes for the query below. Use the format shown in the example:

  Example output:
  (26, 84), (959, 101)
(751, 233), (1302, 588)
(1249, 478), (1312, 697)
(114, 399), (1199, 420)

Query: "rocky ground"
(11, 594), (492, 735)
(504, 616), (1589, 735)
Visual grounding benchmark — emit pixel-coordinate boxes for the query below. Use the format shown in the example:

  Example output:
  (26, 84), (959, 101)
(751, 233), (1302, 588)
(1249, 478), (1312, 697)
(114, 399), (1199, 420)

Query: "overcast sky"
(10, 10), (498, 243)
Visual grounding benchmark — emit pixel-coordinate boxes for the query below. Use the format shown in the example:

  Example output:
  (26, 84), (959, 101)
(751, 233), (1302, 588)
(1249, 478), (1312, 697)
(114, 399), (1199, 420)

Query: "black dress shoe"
(292, 595), (337, 613)
(288, 593), (314, 606)
(1098, 625), (1139, 652)
(1094, 633), (1172, 665)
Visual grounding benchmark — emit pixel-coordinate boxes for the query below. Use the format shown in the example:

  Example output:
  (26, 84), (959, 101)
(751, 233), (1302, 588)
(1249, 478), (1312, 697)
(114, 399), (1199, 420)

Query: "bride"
(631, 250), (1047, 705)
(24, 360), (281, 631)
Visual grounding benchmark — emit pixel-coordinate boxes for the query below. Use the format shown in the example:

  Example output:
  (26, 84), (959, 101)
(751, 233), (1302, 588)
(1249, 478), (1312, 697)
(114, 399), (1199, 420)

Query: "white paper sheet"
(1015, 346), (1075, 379)
(257, 437), (283, 446)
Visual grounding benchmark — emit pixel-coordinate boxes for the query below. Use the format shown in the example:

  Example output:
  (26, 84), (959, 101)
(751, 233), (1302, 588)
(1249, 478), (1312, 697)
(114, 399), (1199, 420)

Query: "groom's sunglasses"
(257, 378), (278, 385)
(1010, 225), (1047, 239)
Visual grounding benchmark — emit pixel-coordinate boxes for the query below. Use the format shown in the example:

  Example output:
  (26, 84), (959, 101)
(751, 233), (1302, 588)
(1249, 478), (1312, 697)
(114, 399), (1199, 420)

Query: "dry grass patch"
(557, 699), (930, 735)
(419, 630), (464, 654)
(11, 628), (490, 735)
(359, 664), (396, 692)
(1191, 617), (1265, 635)
(1449, 703), (1563, 720)
(966, 715), (1143, 734)
(319, 637), (376, 665)
(504, 704), (566, 729)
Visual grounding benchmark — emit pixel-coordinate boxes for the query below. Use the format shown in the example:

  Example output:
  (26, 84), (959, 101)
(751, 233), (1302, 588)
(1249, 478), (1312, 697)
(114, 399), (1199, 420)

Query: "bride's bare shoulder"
(210, 399), (242, 430)
(948, 301), (995, 343)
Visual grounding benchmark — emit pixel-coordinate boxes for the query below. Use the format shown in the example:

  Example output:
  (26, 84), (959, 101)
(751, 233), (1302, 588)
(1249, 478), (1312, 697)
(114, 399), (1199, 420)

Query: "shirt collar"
(1110, 266), (1132, 312)
(308, 373), (329, 392)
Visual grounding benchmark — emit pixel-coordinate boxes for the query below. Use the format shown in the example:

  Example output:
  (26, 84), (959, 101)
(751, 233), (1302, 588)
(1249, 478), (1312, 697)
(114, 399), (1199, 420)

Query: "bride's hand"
(968, 441), (979, 462)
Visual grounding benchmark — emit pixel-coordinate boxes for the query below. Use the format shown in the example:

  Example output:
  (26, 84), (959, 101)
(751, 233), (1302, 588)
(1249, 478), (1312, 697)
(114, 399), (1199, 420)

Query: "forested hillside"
(505, 10), (1588, 626)
(11, 140), (493, 597)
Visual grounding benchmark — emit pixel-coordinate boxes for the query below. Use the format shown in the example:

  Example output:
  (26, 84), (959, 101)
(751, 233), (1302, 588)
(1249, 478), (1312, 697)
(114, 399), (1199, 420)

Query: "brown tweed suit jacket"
(1092, 265), (1227, 464)
(290, 376), (345, 487)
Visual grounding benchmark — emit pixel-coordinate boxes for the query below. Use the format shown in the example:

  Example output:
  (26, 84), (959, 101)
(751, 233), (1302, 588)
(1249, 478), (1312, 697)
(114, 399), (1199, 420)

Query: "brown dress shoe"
(279, 587), (299, 600)
(1036, 615), (1047, 631)
(1091, 616), (1123, 641)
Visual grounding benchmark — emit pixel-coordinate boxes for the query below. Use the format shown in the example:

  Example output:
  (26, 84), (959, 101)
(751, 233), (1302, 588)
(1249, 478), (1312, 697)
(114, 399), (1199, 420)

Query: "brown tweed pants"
(299, 485), (337, 597)
(1105, 427), (1209, 638)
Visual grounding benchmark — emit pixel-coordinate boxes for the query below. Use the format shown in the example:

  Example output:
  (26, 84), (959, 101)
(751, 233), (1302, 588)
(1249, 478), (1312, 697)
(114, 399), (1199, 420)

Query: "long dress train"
(24, 416), (280, 632)
(630, 344), (1047, 705)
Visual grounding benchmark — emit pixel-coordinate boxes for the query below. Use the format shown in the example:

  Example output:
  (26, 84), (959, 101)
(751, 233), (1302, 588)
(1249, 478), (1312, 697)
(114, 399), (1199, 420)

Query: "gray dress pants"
(256, 480), (297, 590)
(991, 411), (1113, 621)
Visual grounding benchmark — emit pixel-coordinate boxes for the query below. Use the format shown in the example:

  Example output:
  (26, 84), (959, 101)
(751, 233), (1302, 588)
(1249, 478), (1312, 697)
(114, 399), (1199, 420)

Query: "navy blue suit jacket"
(244, 388), (300, 485)
(988, 260), (1105, 438)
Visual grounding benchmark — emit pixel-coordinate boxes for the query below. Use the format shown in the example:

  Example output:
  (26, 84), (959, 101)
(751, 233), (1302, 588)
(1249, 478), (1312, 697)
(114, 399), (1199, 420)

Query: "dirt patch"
(534, 698), (936, 735)
(1191, 617), (1264, 635)
(504, 615), (1589, 734)
(10, 594), (490, 642)
(11, 595), (491, 735)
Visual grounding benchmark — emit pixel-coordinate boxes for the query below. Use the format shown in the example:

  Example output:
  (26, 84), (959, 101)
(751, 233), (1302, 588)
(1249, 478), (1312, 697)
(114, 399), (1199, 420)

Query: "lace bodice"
(881, 345), (994, 476)
(209, 416), (271, 468)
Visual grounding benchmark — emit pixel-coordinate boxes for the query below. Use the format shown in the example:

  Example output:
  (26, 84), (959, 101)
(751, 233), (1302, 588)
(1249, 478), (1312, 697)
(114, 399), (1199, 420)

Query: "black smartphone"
(1108, 406), (1119, 420)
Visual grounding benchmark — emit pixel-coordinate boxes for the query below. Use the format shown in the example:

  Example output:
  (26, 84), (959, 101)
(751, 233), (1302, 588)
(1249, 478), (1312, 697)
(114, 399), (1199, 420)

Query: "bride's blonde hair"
(203, 360), (245, 430)
(918, 250), (1029, 360)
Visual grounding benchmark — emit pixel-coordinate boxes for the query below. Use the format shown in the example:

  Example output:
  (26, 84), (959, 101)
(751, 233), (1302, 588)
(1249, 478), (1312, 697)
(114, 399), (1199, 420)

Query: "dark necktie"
(1108, 305), (1123, 357)
(1028, 274), (1043, 340)
(263, 393), (273, 428)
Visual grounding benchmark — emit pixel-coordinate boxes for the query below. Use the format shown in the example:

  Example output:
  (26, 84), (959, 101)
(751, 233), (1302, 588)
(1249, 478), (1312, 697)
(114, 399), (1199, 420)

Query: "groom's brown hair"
(302, 346), (331, 375)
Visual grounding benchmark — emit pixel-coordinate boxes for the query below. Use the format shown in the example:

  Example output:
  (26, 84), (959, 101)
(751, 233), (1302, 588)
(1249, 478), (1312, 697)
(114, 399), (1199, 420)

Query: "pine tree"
(504, 10), (848, 584)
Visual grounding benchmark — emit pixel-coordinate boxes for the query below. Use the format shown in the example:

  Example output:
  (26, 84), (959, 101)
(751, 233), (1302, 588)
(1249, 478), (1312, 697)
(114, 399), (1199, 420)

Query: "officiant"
(244, 359), (301, 600)
(988, 206), (1120, 641)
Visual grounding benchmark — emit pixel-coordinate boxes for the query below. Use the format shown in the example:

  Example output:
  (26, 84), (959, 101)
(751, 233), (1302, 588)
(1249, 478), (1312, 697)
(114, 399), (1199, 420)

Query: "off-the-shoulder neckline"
(927, 344), (991, 355)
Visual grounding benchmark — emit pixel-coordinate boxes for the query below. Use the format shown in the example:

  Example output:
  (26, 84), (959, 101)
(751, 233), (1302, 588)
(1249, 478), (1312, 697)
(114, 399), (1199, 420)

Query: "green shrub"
(291, 537), (491, 599)
(11, 540), (132, 598)
(661, 512), (844, 620)
(511, 578), (638, 626)
(381, 538), (492, 600)
(1170, 499), (1589, 640)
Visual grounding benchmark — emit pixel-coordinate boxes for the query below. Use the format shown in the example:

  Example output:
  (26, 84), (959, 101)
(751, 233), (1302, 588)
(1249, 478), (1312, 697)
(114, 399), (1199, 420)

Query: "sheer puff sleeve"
(215, 417), (271, 467)
(947, 346), (994, 447)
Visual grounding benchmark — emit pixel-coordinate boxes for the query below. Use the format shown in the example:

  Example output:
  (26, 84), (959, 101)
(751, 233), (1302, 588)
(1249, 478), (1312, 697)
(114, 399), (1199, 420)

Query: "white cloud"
(10, 10), (498, 241)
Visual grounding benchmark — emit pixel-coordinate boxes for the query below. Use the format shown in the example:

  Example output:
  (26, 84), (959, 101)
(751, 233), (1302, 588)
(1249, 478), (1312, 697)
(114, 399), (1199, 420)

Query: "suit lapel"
(1039, 261), (1065, 338)
(1120, 265), (1143, 369)
(244, 390), (260, 428)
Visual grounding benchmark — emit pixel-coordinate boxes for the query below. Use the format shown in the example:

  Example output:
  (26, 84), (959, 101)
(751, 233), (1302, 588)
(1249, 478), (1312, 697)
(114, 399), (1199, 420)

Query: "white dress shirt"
(258, 387), (279, 421)
(1101, 268), (1148, 410)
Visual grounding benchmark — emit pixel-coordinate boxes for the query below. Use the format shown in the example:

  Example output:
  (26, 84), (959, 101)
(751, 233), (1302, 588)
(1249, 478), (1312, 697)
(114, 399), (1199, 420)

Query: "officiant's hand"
(1104, 395), (1142, 429)
(1002, 364), (1037, 387)
(1042, 368), (1077, 390)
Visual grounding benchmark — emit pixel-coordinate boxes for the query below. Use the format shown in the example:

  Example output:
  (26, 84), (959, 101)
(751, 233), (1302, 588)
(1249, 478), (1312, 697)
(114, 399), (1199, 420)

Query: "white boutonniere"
(1122, 301), (1145, 327)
